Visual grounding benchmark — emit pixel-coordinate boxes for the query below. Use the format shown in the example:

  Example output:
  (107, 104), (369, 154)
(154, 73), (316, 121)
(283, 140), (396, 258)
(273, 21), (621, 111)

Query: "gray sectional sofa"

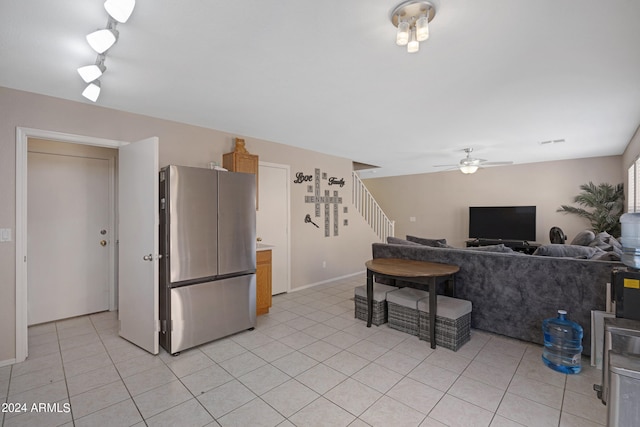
(372, 239), (622, 354)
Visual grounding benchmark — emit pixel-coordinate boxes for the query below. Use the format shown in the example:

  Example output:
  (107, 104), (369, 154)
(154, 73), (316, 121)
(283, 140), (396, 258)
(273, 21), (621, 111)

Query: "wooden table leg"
(449, 275), (456, 298)
(429, 278), (437, 349)
(366, 269), (373, 327)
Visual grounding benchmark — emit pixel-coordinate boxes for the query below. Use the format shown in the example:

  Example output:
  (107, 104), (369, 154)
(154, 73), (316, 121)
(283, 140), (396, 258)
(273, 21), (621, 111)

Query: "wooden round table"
(365, 258), (460, 349)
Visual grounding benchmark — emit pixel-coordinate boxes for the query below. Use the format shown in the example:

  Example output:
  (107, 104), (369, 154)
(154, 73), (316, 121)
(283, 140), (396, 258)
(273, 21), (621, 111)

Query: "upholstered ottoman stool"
(354, 284), (397, 326)
(386, 287), (430, 336)
(418, 295), (472, 351)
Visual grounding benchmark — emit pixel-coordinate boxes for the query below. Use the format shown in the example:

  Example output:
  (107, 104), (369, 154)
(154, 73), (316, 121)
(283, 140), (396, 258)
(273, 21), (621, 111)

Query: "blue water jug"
(542, 309), (583, 374)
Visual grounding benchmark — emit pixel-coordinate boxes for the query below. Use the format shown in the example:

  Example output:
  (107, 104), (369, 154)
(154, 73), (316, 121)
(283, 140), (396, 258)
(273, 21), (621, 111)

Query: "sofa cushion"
(571, 230), (596, 246)
(533, 244), (603, 259)
(387, 236), (423, 246)
(436, 241), (515, 253)
(406, 235), (447, 247)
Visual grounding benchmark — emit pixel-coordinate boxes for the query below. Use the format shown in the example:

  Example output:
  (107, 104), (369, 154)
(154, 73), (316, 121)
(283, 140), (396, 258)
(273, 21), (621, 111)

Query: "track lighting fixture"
(390, 0), (436, 54)
(77, 0), (135, 102)
(104, 0), (136, 23)
(82, 81), (101, 102)
(77, 55), (106, 83)
(86, 19), (119, 54)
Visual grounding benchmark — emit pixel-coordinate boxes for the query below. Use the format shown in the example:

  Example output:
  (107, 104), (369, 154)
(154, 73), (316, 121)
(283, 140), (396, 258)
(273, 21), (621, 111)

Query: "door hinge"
(160, 197), (166, 210)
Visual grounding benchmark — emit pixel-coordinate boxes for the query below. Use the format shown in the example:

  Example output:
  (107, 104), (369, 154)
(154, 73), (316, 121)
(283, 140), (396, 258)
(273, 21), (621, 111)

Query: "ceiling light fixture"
(390, 0), (436, 54)
(86, 20), (119, 54)
(77, 55), (106, 83)
(104, 0), (136, 23)
(459, 148), (481, 174)
(460, 164), (479, 174)
(82, 81), (101, 102)
(78, 1), (135, 102)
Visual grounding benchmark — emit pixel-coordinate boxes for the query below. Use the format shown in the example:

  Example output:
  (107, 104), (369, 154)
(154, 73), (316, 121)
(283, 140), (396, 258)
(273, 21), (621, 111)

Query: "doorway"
(27, 139), (117, 325)
(257, 162), (291, 295)
(15, 128), (125, 363)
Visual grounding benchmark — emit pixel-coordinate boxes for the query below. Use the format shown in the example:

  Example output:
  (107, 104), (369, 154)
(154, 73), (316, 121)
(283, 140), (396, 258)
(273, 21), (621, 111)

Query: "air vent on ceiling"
(540, 139), (565, 145)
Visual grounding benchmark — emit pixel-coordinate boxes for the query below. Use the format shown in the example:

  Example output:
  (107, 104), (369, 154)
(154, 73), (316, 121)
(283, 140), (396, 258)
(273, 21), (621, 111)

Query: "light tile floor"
(1, 274), (608, 427)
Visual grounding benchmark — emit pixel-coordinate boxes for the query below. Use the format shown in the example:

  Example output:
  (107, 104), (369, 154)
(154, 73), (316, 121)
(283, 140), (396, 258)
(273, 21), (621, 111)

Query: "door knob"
(143, 254), (153, 261)
(100, 240), (107, 246)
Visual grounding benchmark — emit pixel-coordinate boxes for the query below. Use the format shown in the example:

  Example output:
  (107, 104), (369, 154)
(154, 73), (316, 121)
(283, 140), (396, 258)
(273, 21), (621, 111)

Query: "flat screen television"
(469, 206), (536, 242)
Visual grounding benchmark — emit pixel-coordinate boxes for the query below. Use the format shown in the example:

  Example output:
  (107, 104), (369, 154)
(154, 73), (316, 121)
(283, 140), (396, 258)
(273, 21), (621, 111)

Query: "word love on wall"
(294, 169), (347, 237)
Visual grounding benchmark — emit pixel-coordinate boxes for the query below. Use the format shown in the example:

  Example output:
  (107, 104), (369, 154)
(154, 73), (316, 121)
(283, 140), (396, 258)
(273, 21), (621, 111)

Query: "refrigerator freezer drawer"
(168, 274), (256, 354)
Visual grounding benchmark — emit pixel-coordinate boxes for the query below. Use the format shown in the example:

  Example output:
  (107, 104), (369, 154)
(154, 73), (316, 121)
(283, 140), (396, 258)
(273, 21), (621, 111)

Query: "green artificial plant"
(557, 182), (625, 237)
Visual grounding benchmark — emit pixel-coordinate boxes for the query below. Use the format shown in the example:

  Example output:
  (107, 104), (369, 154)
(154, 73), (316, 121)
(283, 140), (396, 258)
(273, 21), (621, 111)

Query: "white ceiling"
(1, 0), (639, 178)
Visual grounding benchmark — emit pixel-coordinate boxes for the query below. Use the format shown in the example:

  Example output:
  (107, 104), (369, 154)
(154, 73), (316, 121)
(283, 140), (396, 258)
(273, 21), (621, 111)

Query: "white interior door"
(27, 152), (111, 325)
(118, 137), (159, 354)
(257, 163), (290, 295)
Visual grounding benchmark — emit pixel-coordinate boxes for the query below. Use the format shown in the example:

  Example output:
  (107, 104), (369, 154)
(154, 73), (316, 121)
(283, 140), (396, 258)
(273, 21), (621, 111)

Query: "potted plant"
(557, 182), (625, 237)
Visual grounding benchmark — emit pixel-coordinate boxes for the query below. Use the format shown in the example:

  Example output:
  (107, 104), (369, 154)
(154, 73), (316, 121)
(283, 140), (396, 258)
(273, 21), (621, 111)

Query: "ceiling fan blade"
(433, 164), (458, 168)
(481, 161), (513, 166)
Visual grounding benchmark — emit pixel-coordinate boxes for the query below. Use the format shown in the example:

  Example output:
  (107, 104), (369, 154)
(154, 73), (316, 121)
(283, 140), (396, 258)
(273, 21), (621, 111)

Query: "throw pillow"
(465, 244), (515, 253)
(436, 242), (455, 248)
(589, 231), (622, 252)
(571, 230), (596, 246)
(533, 244), (603, 259)
(592, 251), (621, 261)
(406, 235), (447, 247)
(387, 236), (423, 246)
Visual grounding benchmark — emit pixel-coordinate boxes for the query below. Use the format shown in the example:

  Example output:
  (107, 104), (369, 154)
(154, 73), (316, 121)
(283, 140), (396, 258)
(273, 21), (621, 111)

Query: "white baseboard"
(0, 358), (17, 368)
(289, 270), (366, 293)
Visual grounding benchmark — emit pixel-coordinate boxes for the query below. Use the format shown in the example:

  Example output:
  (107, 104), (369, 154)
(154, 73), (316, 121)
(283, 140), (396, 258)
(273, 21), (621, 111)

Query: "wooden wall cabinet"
(256, 249), (272, 315)
(222, 138), (259, 208)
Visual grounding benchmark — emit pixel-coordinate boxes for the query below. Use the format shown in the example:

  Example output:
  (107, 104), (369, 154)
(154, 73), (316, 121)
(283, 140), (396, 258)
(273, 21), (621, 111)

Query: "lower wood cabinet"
(256, 249), (272, 315)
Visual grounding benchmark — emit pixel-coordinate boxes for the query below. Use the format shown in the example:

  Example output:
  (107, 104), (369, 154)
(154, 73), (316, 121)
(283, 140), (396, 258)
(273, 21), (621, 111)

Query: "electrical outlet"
(409, 217), (416, 222)
(322, 261), (327, 268)
(0, 228), (11, 242)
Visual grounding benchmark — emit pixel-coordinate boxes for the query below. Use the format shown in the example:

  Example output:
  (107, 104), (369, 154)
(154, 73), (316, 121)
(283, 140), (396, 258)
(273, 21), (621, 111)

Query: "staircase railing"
(352, 171), (395, 242)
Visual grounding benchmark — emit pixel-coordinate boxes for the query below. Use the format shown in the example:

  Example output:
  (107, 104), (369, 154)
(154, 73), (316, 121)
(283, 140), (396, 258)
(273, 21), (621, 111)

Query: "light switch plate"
(0, 228), (12, 242)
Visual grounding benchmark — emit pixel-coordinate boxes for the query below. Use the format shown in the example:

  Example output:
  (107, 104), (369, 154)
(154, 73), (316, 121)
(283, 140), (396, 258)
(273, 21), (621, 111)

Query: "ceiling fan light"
(86, 29), (119, 54)
(460, 165), (479, 174)
(415, 15), (429, 41)
(82, 81), (101, 102)
(396, 20), (410, 46)
(77, 63), (106, 83)
(104, 0), (135, 23)
(407, 30), (419, 53)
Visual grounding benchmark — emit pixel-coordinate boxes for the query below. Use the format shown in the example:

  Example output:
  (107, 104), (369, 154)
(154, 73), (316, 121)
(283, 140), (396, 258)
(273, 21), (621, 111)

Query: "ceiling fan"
(434, 148), (513, 174)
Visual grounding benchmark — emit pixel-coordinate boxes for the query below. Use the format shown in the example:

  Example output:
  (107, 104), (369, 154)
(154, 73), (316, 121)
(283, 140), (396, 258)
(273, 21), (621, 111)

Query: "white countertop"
(256, 243), (275, 251)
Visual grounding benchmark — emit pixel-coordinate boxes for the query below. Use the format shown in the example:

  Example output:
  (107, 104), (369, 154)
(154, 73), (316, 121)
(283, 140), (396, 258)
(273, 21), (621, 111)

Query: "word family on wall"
(294, 168), (347, 237)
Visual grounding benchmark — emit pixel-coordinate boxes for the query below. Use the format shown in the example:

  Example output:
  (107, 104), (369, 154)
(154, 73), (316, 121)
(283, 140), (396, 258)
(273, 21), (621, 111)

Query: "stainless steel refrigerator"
(159, 165), (256, 354)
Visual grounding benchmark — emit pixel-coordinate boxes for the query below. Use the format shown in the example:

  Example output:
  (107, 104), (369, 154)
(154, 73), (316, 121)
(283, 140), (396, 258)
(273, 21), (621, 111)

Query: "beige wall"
(0, 86), (378, 364)
(363, 156), (624, 248)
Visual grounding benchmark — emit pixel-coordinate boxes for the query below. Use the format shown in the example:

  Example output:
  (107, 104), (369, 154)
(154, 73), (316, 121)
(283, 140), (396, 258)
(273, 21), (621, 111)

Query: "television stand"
(466, 239), (540, 255)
